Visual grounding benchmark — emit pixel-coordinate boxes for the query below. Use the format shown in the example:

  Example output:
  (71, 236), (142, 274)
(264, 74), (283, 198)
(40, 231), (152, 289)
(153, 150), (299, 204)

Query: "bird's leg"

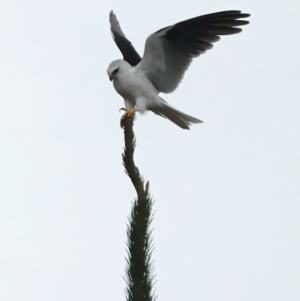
(119, 108), (136, 128)
(119, 107), (137, 119)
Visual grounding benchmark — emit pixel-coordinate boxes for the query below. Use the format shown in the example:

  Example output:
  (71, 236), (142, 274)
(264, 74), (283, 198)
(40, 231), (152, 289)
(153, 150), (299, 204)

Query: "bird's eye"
(112, 67), (119, 74)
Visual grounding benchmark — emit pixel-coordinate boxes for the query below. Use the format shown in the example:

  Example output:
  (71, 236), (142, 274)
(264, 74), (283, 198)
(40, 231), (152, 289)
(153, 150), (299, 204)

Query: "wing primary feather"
(138, 10), (250, 93)
(109, 11), (142, 66)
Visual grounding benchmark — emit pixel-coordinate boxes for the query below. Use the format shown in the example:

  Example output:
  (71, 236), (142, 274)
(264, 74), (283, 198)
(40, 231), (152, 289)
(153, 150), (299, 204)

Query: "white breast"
(113, 67), (158, 105)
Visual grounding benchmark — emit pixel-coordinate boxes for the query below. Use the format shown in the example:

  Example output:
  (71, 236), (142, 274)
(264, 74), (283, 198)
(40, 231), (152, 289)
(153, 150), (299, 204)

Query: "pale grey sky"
(1, 0), (299, 300)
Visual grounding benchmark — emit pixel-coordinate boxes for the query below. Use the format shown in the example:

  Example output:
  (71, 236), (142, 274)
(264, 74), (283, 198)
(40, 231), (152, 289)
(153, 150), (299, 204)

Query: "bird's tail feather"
(151, 99), (203, 130)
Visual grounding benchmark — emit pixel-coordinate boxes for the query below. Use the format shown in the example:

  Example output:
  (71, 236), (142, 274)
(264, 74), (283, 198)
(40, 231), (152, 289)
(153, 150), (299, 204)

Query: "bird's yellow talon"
(119, 108), (136, 128)
(120, 108), (136, 119)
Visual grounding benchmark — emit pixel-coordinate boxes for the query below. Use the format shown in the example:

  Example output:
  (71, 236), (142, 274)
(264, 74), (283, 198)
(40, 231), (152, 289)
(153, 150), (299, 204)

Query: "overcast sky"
(1, 0), (299, 300)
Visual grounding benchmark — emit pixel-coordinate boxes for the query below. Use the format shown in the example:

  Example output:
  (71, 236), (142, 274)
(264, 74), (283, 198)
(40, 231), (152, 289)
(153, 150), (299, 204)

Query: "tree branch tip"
(120, 116), (134, 129)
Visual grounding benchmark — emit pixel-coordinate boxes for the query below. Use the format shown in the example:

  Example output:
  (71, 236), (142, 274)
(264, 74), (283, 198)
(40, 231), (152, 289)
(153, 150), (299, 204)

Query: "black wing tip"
(211, 10), (250, 17)
(109, 10), (115, 25)
(224, 11), (251, 21)
(108, 9), (142, 66)
(205, 10), (251, 21)
(238, 12), (251, 18)
(194, 10), (251, 22)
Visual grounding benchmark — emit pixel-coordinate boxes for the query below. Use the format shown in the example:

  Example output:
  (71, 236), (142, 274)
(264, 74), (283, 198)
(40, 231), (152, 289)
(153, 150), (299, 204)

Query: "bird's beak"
(109, 75), (112, 81)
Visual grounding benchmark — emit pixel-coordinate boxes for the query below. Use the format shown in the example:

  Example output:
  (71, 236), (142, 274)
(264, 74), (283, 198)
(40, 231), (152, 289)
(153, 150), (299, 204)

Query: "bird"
(108, 10), (250, 129)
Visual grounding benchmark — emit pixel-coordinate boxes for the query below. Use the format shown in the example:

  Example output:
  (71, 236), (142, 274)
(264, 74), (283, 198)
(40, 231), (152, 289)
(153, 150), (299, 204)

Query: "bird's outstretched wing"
(109, 11), (142, 66)
(136, 10), (250, 93)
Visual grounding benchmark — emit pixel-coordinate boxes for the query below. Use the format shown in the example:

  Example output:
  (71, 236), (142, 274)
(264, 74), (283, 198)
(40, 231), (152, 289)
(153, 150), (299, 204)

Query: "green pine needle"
(122, 117), (157, 301)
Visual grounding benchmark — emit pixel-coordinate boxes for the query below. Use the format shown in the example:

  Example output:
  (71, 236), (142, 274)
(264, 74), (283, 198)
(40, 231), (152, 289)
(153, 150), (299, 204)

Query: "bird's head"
(107, 59), (131, 81)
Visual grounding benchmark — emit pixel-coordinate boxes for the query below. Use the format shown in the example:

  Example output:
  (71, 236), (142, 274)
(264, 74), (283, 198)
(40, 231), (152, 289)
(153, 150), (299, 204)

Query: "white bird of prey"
(108, 10), (250, 129)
